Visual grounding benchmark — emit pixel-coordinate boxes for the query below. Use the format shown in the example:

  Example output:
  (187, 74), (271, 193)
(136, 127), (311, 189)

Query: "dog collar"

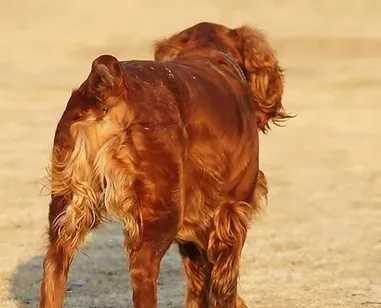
(221, 52), (248, 83)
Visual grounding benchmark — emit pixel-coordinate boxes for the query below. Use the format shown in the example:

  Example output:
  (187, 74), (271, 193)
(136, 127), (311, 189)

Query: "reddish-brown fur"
(39, 22), (290, 308)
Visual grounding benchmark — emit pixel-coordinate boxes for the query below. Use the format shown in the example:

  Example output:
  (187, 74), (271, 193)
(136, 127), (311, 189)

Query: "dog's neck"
(221, 52), (248, 84)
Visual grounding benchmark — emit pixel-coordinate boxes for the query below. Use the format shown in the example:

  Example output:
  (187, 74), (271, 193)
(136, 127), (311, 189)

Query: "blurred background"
(0, 0), (380, 307)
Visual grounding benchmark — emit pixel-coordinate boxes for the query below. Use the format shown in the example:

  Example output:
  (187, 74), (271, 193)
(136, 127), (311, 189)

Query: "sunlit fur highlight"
(92, 132), (141, 244)
(48, 116), (140, 250)
(50, 124), (99, 250)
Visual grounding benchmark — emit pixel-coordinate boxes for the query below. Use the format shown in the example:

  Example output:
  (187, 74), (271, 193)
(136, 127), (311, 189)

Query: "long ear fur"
(237, 26), (291, 133)
(81, 54), (124, 100)
(153, 30), (190, 61)
(154, 38), (180, 61)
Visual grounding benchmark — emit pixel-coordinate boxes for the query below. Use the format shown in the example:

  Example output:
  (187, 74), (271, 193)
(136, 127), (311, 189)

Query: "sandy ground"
(0, 1), (380, 307)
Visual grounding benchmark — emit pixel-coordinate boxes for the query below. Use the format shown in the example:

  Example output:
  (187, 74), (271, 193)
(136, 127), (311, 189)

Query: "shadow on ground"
(10, 222), (186, 308)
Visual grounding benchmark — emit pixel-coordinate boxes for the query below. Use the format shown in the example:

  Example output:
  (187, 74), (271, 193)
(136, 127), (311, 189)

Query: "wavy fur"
(48, 118), (140, 247)
(207, 201), (251, 307)
(237, 26), (292, 133)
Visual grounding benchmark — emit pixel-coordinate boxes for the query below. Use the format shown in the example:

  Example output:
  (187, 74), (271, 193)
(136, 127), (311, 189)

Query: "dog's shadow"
(10, 222), (186, 308)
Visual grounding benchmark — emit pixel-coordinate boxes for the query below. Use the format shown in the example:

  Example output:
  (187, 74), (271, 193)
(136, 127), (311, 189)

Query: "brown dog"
(39, 22), (290, 308)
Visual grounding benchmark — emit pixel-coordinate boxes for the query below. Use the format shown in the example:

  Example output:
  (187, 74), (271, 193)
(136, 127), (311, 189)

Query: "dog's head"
(154, 22), (292, 132)
(154, 22), (239, 62)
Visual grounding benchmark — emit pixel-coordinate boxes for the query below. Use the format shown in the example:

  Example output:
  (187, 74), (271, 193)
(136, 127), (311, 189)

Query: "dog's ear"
(154, 31), (190, 61)
(236, 26), (291, 133)
(154, 37), (180, 61)
(81, 54), (124, 100)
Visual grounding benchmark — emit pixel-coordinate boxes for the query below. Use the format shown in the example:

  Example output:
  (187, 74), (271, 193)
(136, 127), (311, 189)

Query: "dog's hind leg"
(124, 202), (181, 308)
(39, 195), (100, 308)
(207, 201), (251, 308)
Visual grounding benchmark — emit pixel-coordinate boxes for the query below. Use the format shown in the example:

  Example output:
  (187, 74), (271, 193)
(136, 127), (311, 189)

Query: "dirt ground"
(0, 1), (380, 307)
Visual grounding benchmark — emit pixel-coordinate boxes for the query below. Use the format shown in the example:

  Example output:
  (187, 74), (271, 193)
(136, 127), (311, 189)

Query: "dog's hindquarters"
(40, 119), (134, 307)
(40, 54), (189, 308)
(40, 55), (139, 308)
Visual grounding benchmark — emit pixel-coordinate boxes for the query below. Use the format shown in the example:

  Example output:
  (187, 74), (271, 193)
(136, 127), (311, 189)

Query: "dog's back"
(115, 59), (262, 246)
